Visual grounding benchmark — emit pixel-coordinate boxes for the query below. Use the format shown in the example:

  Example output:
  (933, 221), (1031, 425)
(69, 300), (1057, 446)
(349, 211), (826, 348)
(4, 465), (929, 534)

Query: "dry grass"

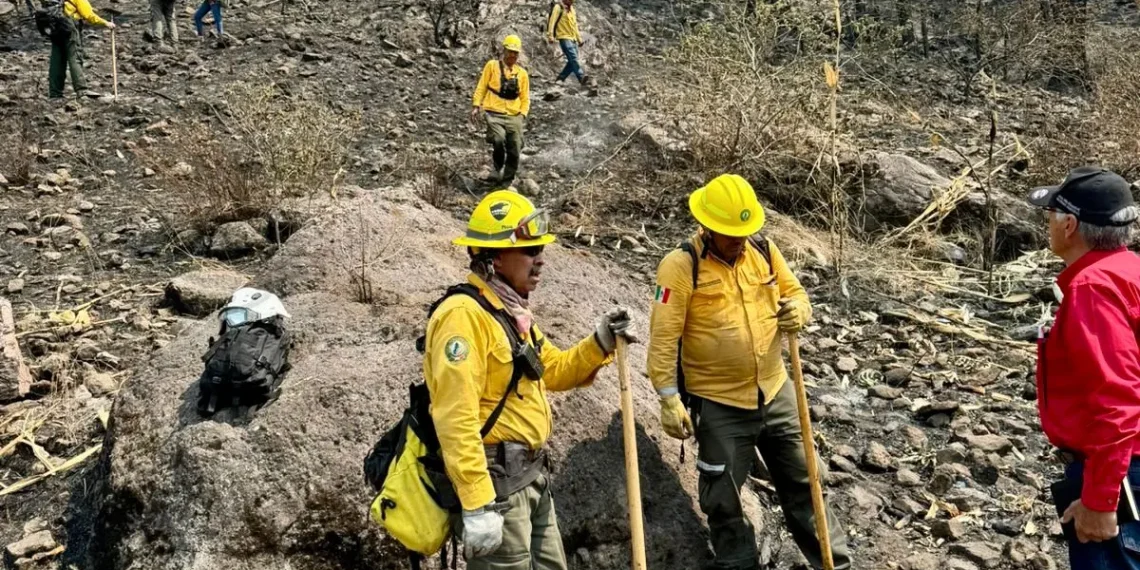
(143, 82), (359, 227)
(0, 115), (40, 186)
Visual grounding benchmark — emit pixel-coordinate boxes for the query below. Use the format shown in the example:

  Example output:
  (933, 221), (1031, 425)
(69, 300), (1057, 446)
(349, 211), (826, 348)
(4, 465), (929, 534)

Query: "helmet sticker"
(740, 210), (751, 222)
(444, 336), (471, 363)
(490, 202), (512, 221)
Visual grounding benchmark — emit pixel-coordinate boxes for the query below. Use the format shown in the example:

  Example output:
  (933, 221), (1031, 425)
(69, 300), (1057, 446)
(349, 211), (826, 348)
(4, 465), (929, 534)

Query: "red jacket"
(1038, 248), (1140, 513)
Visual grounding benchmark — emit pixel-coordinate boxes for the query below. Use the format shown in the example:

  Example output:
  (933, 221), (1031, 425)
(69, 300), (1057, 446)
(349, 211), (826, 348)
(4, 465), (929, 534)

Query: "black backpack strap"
(747, 233), (773, 269)
(420, 283), (530, 439)
(678, 241), (700, 289)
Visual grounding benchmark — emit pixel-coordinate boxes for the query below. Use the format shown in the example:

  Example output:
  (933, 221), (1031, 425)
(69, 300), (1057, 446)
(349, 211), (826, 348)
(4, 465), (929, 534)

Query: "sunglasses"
(518, 245), (545, 257)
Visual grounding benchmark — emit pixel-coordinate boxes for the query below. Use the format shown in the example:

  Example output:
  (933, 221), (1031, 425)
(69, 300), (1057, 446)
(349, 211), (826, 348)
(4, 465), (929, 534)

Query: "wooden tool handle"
(616, 337), (648, 570)
(789, 333), (834, 570)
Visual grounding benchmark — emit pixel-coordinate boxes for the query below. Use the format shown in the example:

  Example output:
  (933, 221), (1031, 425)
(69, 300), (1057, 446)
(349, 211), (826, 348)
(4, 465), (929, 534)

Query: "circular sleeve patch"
(444, 336), (471, 363)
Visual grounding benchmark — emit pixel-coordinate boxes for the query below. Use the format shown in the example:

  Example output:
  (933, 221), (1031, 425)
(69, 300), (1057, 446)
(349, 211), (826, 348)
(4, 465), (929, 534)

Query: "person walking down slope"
(425, 190), (633, 569)
(646, 174), (851, 570)
(1027, 166), (1140, 570)
(471, 35), (530, 187)
(193, 0), (223, 39)
(42, 0), (115, 99)
(143, 0), (177, 48)
(546, 0), (593, 88)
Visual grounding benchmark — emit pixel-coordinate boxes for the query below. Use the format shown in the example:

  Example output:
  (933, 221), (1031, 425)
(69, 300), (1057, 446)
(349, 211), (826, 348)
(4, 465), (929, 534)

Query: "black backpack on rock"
(197, 315), (293, 416)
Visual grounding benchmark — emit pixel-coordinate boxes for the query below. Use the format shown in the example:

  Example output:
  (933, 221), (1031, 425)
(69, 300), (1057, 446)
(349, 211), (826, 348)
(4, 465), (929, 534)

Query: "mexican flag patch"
(654, 285), (672, 304)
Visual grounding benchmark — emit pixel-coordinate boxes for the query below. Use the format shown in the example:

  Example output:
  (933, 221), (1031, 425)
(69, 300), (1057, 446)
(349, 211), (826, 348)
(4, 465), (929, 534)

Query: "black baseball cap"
(1027, 166), (1135, 226)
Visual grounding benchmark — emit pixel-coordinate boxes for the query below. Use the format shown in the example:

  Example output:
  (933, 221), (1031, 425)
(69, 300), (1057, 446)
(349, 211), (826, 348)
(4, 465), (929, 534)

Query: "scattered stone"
(169, 161), (193, 177)
(174, 229), (208, 255)
(7, 279), (24, 293)
(1030, 552), (1057, 570)
(1004, 536), (1039, 565)
(77, 200), (96, 212)
(868, 384), (903, 400)
(944, 488), (992, 512)
(394, 52), (414, 68)
(897, 468), (922, 486)
(885, 367), (912, 386)
(6, 530), (56, 558)
(916, 401), (961, 420)
(85, 371), (119, 396)
(23, 519), (48, 535)
(964, 434), (1014, 454)
(830, 454), (859, 474)
(862, 441), (895, 472)
(836, 356), (858, 373)
(902, 553), (940, 570)
(948, 542), (1002, 569)
(43, 251), (63, 261)
(892, 496), (927, 517)
(937, 446), (967, 464)
(6, 222), (30, 235)
(517, 178), (542, 197)
(846, 485), (884, 522)
(209, 221), (268, 258)
(40, 213), (84, 228)
(165, 269), (250, 316)
(903, 426), (928, 449)
(932, 518), (968, 540)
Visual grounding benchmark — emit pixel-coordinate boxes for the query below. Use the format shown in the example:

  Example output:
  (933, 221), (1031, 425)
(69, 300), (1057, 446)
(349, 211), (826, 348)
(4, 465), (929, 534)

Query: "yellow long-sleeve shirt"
(64, 0), (108, 26)
(424, 274), (612, 510)
(546, 3), (582, 43)
(647, 233), (811, 410)
(471, 59), (530, 117)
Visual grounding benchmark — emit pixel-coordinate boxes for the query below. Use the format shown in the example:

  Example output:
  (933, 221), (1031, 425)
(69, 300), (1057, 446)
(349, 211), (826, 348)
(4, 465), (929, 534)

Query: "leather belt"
(485, 441), (548, 499)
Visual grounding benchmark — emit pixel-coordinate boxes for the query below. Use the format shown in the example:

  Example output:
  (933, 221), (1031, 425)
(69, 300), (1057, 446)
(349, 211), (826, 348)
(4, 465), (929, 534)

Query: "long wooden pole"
(616, 337), (647, 570)
(110, 17), (118, 100)
(788, 332), (834, 570)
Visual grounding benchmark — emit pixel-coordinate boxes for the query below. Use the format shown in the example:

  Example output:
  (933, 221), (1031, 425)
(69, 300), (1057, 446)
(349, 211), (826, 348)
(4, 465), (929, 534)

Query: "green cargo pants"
(48, 30), (86, 98)
(456, 473), (567, 570)
(484, 112), (524, 186)
(695, 380), (851, 570)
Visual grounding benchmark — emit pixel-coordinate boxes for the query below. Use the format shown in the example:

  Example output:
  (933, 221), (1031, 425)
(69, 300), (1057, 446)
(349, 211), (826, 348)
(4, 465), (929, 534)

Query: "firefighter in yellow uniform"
(424, 190), (632, 569)
(647, 174), (851, 570)
(470, 35), (531, 187)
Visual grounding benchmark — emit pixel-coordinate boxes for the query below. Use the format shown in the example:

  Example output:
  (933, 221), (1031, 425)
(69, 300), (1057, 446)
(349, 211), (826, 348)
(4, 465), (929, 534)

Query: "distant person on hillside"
(545, 0), (593, 88)
(39, 0), (115, 99)
(193, 0), (223, 39)
(470, 35), (530, 187)
(426, 190), (632, 569)
(1027, 166), (1140, 570)
(143, 0), (177, 49)
(646, 174), (851, 570)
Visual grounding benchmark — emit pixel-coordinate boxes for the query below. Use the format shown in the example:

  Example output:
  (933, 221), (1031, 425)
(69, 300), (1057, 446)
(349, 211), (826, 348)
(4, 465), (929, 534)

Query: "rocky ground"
(1, 0), (1138, 568)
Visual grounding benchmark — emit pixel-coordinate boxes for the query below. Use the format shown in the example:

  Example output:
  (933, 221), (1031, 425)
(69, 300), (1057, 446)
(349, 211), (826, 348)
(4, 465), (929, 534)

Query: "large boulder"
(68, 188), (752, 570)
(164, 269), (250, 316)
(210, 221), (268, 259)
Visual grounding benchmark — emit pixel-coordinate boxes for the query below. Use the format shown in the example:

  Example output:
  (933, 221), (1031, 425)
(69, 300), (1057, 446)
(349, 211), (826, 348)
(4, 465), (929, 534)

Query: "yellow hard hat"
(503, 34), (522, 52)
(688, 174), (766, 237)
(453, 190), (555, 249)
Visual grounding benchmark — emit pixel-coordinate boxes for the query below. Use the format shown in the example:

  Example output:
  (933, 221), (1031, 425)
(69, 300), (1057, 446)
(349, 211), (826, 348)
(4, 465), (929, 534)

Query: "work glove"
(462, 506), (504, 559)
(659, 394), (694, 440)
(594, 306), (634, 354)
(776, 297), (810, 332)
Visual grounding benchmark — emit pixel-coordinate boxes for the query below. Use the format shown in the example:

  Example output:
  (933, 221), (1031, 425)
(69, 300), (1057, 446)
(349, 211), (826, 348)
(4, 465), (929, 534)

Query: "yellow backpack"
(362, 285), (533, 566)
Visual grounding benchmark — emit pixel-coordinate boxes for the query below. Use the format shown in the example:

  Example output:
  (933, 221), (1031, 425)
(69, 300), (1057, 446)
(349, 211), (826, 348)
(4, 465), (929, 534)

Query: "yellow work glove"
(659, 394), (693, 440)
(776, 297), (810, 332)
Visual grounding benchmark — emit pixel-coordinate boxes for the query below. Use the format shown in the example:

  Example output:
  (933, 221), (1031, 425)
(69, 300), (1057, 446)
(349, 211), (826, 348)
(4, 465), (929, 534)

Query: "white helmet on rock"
(219, 287), (290, 327)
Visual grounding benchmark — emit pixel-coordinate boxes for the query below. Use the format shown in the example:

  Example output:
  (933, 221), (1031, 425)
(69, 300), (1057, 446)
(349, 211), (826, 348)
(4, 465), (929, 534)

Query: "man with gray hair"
(1028, 166), (1140, 569)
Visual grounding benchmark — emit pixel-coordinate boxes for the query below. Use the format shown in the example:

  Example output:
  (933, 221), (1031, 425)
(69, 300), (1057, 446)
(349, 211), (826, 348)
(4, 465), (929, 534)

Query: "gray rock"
(40, 213), (83, 229)
(932, 518), (968, 540)
(174, 229), (208, 255)
(964, 434), (1014, 454)
(862, 441), (895, 472)
(836, 357), (858, 373)
(77, 200), (96, 212)
(1030, 552), (1057, 570)
(393, 52), (414, 68)
(7, 279), (24, 293)
(859, 152), (952, 231)
(944, 487), (992, 512)
(897, 468), (922, 486)
(6, 530), (56, 558)
(209, 222), (268, 258)
(164, 269), (250, 316)
(903, 426), (928, 449)
(846, 485), (884, 522)
(916, 401), (961, 420)
(948, 542), (1002, 569)
(936, 446), (967, 464)
(868, 384), (903, 400)
(85, 371), (119, 396)
(830, 454), (859, 474)
(892, 496), (927, 517)
(903, 553), (940, 570)
(517, 178), (542, 197)
(885, 366), (912, 386)
(6, 222), (30, 234)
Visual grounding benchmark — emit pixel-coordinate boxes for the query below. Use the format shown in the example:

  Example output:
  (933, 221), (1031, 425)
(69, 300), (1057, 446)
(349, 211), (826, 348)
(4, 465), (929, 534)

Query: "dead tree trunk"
(0, 297), (31, 402)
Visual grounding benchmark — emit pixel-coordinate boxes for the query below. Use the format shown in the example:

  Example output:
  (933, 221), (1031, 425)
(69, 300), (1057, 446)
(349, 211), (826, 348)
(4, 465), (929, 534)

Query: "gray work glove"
(595, 306), (635, 354)
(462, 506), (504, 559)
